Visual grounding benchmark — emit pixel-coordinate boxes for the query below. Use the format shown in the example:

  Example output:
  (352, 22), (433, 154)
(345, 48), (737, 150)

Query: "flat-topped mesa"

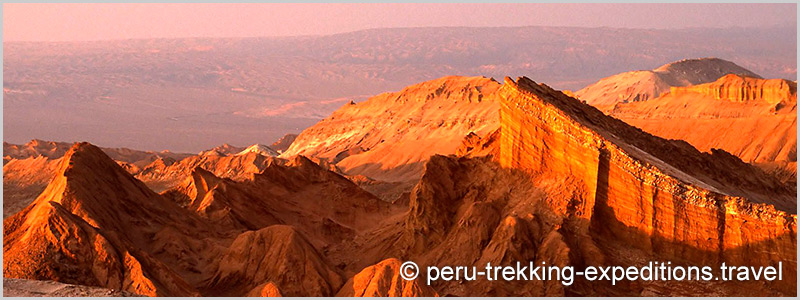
(282, 75), (502, 182)
(396, 75), (499, 103)
(498, 76), (795, 293)
(605, 74), (797, 172)
(668, 74), (797, 105)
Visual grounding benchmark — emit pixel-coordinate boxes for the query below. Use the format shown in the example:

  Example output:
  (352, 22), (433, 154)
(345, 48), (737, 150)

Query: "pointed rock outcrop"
(336, 258), (438, 297)
(3, 143), (203, 296)
(203, 225), (343, 296)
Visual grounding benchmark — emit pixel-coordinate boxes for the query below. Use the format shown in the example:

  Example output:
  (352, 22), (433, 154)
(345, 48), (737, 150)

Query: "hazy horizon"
(3, 3), (797, 153)
(4, 3), (796, 42)
(4, 24), (799, 45)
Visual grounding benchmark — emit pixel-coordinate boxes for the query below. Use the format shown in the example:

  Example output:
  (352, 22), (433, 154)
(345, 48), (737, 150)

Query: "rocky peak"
(3, 142), (206, 296)
(198, 143), (245, 156)
(203, 225), (343, 296)
(270, 134), (298, 153)
(335, 258), (438, 297)
(235, 144), (278, 157)
(60, 142), (123, 175)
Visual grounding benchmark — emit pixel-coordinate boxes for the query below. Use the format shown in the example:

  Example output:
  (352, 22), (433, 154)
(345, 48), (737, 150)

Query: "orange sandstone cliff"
(609, 74), (797, 184)
(666, 74), (795, 104)
(498, 76), (796, 294)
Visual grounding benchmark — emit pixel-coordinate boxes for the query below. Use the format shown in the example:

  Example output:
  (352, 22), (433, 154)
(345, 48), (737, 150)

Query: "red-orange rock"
(3, 143), (203, 296)
(498, 76), (796, 294)
(245, 282), (282, 297)
(282, 75), (501, 182)
(203, 225), (343, 296)
(4, 72), (796, 297)
(668, 74), (795, 104)
(575, 58), (760, 111)
(609, 75), (797, 183)
(336, 258), (438, 297)
(270, 133), (298, 153)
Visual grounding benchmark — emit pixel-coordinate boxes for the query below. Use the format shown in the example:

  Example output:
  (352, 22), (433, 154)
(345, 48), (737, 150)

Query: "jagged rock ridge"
(3, 143), (206, 296)
(4, 142), (409, 296)
(609, 74), (797, 185)
(499, 76), (796, 293)
(341, 76), (796, 296)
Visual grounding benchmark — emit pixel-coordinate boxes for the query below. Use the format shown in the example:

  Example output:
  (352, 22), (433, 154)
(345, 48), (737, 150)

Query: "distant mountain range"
(4, 25), (796, 152)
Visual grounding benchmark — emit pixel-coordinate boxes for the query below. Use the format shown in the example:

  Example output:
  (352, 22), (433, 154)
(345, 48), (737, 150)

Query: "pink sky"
(4, 3), (796, 42)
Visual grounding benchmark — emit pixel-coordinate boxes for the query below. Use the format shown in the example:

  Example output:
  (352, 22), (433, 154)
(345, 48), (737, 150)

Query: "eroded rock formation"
(609, 75), (797, 185)
(668, 74), (795, 104)
(4, 74), (796, 297)
(498, 76), (796, 294)
(3, 143), (206, 296)
(3, 142), (402, 296)
(203, 225), (343, 296)
(349, 76), (796, 296)
(271, 133), (298, 153)
(336, 258), (438, 297)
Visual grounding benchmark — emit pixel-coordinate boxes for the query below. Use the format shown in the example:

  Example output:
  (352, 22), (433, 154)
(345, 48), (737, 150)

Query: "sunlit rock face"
(2, 143), (204, 296)
(3, 143), (391, 297)
(282, 75), (502, 182)
(497, 76), (796, 294)
(608, 74), (797, 185)
(668, 74), (795, 104)
(336, 258), (438, 297)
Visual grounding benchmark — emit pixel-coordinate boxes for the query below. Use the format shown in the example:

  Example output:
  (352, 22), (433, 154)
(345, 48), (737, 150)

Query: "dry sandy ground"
(3, 278), (141, 297)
